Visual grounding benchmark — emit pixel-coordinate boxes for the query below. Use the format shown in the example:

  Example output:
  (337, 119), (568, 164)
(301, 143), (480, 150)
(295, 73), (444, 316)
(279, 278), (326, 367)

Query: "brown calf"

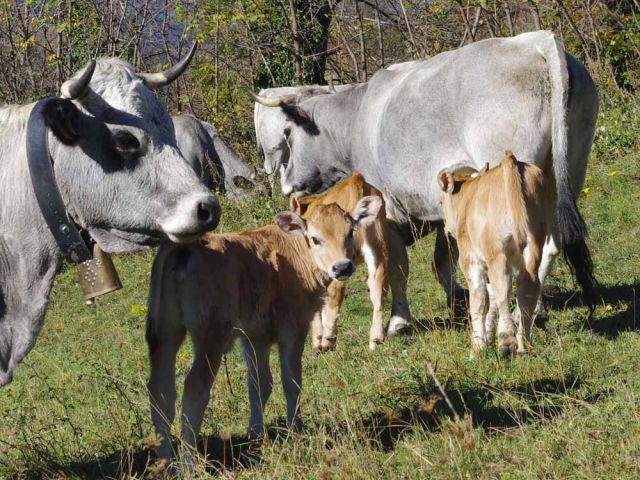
(438, 151), (555, 356)
(146, 196), (382, 467)
(292, 172), (389, 351)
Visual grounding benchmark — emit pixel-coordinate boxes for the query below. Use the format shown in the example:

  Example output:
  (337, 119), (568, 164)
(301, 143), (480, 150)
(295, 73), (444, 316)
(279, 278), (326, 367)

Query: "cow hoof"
(387, 316), (411, 337)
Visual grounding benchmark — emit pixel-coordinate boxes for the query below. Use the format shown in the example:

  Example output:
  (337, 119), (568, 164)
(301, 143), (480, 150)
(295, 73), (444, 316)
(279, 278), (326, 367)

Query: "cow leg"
(386, 225), (412, 335)
(434, 226), (466, 319)
(516, 243), (543, 355)
(180, 332), (225, 470)
(278, 332), (306, 433)
(320, 280), (346, 351)
(536, 234), (560, 320)
(363, 240), (388, 350)
(242, 338), (273, 438)
(460, 257), (489, 353)
(487, 255), (516, 357)
(147, 323), (186, 461)
(311, 311), (323, 353)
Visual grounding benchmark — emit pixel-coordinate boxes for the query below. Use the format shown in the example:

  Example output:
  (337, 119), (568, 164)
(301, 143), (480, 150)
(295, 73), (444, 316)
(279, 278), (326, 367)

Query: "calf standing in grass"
(292, 172), (389, 352)
(438, 151), (555, 356)
(146, 195), (381, 466)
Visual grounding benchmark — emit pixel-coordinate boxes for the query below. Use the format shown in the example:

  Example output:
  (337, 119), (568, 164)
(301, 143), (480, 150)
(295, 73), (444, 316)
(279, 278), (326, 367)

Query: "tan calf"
(146, 195), (381, 468)
(292, 172), (389, 351)
(438, 151), (555, 356)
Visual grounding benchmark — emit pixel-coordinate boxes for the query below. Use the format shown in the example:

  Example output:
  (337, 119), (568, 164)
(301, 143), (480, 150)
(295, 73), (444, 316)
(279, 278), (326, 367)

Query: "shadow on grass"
(542, 282), (639, 338)
(21, 433), (264, 479)
(355, 375), (610, 452)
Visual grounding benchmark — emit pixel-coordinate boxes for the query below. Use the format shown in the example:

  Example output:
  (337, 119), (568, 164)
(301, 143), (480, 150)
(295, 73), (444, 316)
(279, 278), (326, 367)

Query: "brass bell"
(77, 244), (122, 302)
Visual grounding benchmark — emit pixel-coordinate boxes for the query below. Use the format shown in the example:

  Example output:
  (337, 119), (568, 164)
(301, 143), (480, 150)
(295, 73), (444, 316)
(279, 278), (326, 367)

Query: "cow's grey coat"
(173, 114), (259, 201)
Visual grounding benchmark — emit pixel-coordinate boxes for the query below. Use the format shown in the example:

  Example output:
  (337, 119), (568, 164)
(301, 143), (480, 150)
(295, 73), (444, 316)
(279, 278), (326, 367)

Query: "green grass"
(1, 93), (639, 479)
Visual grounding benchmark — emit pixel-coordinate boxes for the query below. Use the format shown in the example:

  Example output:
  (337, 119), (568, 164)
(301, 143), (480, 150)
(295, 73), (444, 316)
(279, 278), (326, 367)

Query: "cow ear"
(438, 170), (456, 194)
(351, 195), (382, 226)
(274, 211), (306, 236)
(42, 99), (81, 145)
(281, 103), (311, 126)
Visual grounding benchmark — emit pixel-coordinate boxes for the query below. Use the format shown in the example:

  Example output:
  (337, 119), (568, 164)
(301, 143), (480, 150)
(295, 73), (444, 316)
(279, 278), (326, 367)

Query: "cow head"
(42, 44), (220, 253)
(275, 196), (381, 281)
(251, 90), (350, 197)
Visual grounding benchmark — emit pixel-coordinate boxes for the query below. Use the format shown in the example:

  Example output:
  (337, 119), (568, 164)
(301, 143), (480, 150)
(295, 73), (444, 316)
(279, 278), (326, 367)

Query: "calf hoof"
(387, 316), (411, 337)
(321, 336), (337, 352)
(247, 426), (264, 441)
(312, 336), (323, 353)
(288, 417), (304, 435)
(497, 333), (517, 357)
(368, 337), (384, 351)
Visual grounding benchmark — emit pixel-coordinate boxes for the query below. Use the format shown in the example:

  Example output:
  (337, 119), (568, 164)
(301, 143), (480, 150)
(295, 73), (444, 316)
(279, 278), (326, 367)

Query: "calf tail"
(502, 151), (529, 250)
(541, 32), (598, 310)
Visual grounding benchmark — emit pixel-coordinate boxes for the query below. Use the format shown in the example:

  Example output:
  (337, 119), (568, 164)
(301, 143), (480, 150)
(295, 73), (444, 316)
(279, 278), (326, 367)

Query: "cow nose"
(331, 260), (355, 280)
(196, 196), (221, 231)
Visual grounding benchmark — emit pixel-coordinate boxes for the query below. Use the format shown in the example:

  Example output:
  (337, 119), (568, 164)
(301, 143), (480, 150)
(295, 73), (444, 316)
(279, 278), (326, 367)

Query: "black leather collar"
(26, 98), (92, 263)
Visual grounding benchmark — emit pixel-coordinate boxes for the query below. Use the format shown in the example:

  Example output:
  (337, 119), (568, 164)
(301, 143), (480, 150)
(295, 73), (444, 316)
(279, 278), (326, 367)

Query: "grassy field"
(1, 92), (639, 479)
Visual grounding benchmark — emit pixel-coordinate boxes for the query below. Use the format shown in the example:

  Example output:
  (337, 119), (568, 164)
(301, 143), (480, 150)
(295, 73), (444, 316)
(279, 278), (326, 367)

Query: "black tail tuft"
(563, 237), (599, 313)
(556, 195), (587, 247)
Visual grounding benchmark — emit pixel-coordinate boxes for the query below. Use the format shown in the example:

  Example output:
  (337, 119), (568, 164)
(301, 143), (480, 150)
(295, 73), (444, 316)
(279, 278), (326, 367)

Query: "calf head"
(41, 44), (220, 253)
(437, 163), (485, 237)
(275, 196), (382, 281)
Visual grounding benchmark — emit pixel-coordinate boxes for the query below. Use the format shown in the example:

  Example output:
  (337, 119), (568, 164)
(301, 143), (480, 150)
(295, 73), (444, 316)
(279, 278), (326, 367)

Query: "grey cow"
(0, 46), (220, 386)
(173, 114), (259, 201)
(252, 31), (599, 334)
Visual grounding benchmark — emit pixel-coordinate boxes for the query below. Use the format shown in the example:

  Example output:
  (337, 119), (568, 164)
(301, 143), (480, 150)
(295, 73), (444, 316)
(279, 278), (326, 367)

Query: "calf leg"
(487, 255), (517, 357)
(147, 323), (186, 461)
(386, 225), (412, 335)
(278, 332), (306, 433)
(484, 283), (498, 346)
(180, 333), (226, 469)
(516, 243), (543, 354)
(434, 226), (467, 319)
(362, 241), (388, 350)
(242, 338), (273, 438)
(311, 311), (323, 353)
(460, 257), (489, 352)
(320, 280), (346, 352)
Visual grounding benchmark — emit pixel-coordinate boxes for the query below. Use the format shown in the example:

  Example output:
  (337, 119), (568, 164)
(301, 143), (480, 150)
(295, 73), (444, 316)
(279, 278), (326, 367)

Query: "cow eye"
(112, 131), (141, 157)
(311, 236), (322, 246)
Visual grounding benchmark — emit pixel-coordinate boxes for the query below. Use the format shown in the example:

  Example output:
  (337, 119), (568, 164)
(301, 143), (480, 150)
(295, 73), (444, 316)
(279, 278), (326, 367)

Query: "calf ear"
(42, 98), (81, 145)
(290, 196), (311, 216)
(281, 103), (311, 126)
(274, 211), (306, 236)
(438, 170), (455, 194)
(351, 195), (382, 226)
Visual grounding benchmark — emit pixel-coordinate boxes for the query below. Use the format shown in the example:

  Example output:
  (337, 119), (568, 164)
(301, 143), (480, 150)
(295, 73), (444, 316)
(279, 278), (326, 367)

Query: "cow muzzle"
(160, 193), (221, 242)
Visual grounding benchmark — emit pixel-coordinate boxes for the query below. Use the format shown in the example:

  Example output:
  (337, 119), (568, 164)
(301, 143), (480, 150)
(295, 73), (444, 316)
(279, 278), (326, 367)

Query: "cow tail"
(502, 151), (529, 250)
(542, 33), (597, 311)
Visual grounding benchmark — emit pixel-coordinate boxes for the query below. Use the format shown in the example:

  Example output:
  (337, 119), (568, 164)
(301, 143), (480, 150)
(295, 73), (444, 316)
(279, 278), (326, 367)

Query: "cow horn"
(249, 90), (300, 107)
(138, 42), (197, 89)
(328, 78), (337, 93)
(61, 60), (96, 99)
